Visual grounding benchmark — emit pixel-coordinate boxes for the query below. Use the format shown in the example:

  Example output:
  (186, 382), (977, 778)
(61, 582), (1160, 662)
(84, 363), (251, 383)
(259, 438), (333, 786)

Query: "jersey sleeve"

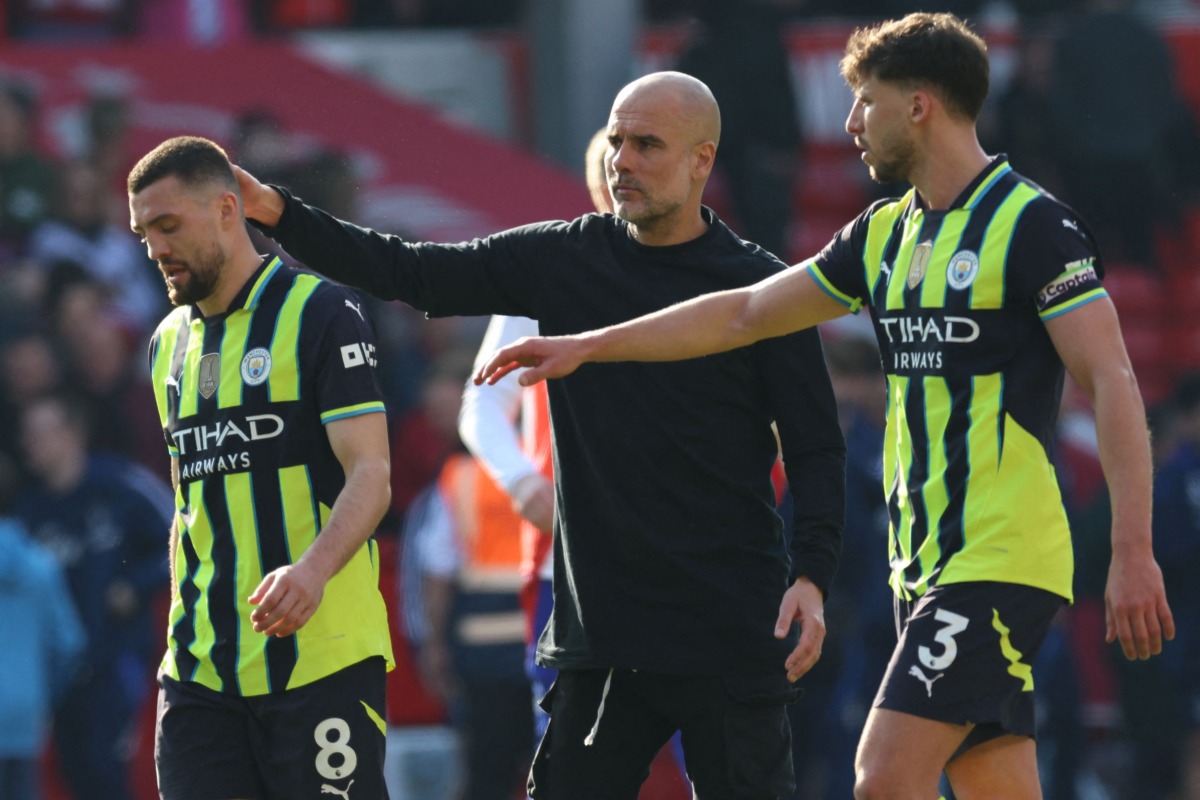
(304, 284), (387, 424)
(459, 314), (542, 493)
(1008, 197), (1107, 322)
(802, 205), (877, 314)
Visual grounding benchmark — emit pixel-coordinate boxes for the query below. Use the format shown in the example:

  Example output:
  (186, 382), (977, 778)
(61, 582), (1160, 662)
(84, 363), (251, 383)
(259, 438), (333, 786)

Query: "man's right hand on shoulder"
(232, 164), (285, 227)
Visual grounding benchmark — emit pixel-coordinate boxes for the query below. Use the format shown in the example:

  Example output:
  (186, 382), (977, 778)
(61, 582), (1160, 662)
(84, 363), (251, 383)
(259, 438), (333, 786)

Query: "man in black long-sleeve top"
(232, 71), (845, 800)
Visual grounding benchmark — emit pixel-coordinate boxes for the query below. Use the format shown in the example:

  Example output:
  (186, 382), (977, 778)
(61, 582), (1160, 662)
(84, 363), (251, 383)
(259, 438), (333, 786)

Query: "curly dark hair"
(840, 12), (990, 121)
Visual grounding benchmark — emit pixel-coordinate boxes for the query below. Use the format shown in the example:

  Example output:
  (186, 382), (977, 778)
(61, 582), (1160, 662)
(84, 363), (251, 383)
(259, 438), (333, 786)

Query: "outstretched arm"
(476, 265), (849, 386)
(1046, 297), (1174, 659)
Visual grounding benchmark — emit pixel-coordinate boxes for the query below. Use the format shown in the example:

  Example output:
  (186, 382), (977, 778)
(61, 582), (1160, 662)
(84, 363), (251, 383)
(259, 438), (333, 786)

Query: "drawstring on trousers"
(583, 669), (614, 746)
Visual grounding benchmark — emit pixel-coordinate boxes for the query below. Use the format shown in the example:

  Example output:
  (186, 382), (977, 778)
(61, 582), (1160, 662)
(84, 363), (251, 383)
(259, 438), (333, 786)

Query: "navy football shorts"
(155, 656), (389, 800)
(873, 581), (1065, 754)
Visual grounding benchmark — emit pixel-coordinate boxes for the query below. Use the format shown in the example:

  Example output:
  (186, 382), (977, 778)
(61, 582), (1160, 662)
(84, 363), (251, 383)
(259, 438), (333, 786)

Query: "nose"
(145, 232), (169, 263)
(610, 141), (631, 174)
(845, 101), (864, 136)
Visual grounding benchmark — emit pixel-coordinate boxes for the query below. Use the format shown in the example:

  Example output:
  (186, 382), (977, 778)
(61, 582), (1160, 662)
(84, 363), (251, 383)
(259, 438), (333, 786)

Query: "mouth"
(611, 184), (640, 199)
(161, 263), (189, 286)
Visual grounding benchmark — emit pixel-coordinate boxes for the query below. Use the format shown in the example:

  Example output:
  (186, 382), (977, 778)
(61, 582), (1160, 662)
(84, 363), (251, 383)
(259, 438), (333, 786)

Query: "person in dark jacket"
(232, 71), (845, 800)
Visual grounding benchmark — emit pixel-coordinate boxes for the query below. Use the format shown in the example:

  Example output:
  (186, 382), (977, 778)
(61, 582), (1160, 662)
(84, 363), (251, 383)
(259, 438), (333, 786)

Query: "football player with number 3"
(475, 13), (1175, 800)
(130, 136), (394, 800)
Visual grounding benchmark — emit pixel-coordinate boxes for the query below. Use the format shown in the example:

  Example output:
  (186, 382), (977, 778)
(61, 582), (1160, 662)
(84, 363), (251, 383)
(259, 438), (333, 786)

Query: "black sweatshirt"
(257, 193), (845, 675)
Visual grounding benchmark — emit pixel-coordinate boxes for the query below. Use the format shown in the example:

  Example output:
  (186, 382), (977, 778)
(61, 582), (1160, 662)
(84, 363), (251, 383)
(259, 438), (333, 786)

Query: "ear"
(910, 89), (934, 124)
(217, 190), (240, 228)
(692, 141), (717, 180)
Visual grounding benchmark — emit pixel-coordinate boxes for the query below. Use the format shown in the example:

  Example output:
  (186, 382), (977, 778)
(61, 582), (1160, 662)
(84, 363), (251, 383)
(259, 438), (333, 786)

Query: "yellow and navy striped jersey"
(806, 158), (1106, 603)
(148, 256), (392, 696)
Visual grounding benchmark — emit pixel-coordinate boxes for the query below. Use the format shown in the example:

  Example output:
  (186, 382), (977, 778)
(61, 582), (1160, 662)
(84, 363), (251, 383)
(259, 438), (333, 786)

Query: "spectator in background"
(979, 25), (1064, 196)
(0, 507), (85, 800)
(82, 93), (137, 223)
(1152, 373), (1200, 799)
(0, 331), (62, 474)
(407, 452), (533, 800)
(13, 392), (171, 800)
(389, 349), (479, 519)
(1050, 0), (1183, 265)
(675, 0), (802, 260)
(43, 269), (168, 475)
(27, 160), (165, 332)
(0, 82), (58, 261)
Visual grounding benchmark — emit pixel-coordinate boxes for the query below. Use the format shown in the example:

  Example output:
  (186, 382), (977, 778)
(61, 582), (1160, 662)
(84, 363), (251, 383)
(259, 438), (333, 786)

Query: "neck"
(196, 239), (263, 317)
(909, 128), (990, 211)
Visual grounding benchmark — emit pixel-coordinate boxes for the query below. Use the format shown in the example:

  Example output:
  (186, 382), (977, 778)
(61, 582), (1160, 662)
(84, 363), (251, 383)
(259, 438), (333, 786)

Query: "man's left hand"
(775, 577), (826, 682)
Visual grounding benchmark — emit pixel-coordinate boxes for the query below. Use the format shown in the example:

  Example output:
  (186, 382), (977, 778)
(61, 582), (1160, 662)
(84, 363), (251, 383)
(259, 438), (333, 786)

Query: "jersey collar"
(910, 155), (1012, 215)
(190, 255), (283, 321)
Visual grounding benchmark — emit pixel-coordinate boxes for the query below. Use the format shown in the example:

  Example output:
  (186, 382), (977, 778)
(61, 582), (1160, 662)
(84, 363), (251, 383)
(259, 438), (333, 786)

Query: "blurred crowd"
(1, 0), (1199, 799)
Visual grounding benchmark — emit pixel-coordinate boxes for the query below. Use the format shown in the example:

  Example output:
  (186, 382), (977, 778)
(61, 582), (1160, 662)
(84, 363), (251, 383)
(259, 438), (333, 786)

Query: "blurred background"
(0, 0), (1199, 798)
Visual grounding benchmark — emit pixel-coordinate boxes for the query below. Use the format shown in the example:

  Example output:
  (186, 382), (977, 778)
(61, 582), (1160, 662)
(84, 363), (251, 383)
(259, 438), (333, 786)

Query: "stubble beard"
(868, 136), (916, 185)
(165, 242), (224, 307)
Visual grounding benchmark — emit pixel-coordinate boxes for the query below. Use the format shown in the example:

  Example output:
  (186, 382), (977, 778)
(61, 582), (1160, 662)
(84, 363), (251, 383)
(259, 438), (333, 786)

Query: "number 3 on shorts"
(918, 608), (969, 671)
(315, 717), (358, 781)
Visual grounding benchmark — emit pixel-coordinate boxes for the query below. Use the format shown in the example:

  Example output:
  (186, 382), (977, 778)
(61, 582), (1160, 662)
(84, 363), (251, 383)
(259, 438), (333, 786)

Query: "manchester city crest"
(197, 353), (220, 399)
(241, 348), (272, 386)
(946, 250), (981, 290)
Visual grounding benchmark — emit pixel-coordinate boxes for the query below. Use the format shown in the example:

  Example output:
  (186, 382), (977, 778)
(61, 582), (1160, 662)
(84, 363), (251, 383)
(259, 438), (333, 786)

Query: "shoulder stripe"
(321, 402), (387, 424)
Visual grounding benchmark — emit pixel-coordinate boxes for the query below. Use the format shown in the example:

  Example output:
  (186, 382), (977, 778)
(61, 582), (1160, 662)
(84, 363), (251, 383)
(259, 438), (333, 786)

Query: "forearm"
(579, 286), (762, 363)
(296, 457), (391, 583)
(1093, 367), (1153, 553)
(574, 266), (841, 364)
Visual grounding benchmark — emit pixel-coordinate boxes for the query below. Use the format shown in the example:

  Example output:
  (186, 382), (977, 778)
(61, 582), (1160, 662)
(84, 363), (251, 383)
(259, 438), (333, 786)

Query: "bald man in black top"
(237, 72), (844, 800)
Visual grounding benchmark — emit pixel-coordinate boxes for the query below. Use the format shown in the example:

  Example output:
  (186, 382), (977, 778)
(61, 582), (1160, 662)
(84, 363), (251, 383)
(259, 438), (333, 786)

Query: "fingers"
(1160, 599), (1177, 642)
(784, 627), (824, 682)
(475, 359), (521, 386)
(247, 572), (275, 605)
(248, 571), (317, 636)
(1110, 595), (1175, 660)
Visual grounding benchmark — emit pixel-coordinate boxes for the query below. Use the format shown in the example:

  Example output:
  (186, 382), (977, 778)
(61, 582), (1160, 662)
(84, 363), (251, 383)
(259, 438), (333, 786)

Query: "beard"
(867, 132), (917, 185)
(164, 241), (224, 307)
(614, 191), (685, 232)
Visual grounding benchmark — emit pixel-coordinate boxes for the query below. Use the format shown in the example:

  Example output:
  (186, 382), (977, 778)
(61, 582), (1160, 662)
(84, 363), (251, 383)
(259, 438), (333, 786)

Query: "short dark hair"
(840, 12), (989, 121)
(127, 136), (237, 196)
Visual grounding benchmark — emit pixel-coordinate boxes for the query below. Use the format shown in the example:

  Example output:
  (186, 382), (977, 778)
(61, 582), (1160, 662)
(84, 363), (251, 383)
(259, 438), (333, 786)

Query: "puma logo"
(345, 299), (364, 321)
(880, 260), (892, 278)
(178, 506), (198, 530)
(908, 665), (944, 697)
(321, 779), (354, 799)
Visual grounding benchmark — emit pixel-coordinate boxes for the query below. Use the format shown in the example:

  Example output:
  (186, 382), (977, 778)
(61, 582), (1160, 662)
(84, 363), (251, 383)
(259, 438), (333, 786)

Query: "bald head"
(613, 71), (721, 149)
